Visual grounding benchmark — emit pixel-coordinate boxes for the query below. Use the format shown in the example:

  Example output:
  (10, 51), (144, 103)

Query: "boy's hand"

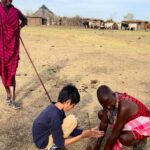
(81, 127), (104, 139)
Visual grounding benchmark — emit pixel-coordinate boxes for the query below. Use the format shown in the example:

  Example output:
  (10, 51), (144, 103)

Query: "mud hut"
(147, 22), (150, 29)
(27, 5), (58, 26)
(27, 16), (43, 26)
(121, 20), (149, 30)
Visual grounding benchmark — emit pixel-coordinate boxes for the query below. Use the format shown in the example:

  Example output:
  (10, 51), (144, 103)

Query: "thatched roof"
(122, 20), (149, 24)
(32, 5), (56, 19)
(82, 18), (104, 22)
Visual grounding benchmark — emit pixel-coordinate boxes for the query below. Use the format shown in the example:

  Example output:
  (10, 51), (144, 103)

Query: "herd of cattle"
(82, 19), (150, 30)
(83, 21), (120, 30)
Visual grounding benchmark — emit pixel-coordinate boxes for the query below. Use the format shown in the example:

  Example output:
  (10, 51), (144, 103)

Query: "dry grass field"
(0, 26), (150, 150)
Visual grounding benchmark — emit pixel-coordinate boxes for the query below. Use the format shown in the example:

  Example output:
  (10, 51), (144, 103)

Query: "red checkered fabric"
(123, 116), (150, 139)
(0, 3), (20, 86)
(113, 116), (150, 150)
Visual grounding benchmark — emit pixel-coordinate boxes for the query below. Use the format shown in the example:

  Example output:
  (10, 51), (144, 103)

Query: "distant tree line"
(60, 16), (82, 26)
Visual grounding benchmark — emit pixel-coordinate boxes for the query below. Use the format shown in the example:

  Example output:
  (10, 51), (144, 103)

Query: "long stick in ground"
(20, 37), (52, 103)
(87, 113), (94, 150)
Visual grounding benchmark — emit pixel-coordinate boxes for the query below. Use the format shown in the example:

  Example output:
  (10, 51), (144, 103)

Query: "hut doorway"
(42, 18), (47, 25)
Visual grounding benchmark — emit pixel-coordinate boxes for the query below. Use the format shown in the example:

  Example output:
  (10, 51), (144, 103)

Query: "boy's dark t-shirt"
(32, 103), (66, 149)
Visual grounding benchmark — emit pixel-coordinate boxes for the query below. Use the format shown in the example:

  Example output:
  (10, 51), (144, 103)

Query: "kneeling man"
(93, 85), (150, 150)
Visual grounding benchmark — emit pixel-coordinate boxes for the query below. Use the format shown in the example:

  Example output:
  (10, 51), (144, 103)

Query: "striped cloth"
(113, 116), (150, 150)
(0, 3), (20, 86)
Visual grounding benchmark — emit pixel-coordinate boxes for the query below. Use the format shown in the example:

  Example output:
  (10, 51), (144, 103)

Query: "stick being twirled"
(20, 37), (52, 103)
(87, 113), (94, 150)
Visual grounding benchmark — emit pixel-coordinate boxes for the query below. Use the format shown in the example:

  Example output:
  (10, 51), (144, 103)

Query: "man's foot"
(133, 139), (147, 150)
(8, 101), (21, 110)
(6, 97), (11, 103)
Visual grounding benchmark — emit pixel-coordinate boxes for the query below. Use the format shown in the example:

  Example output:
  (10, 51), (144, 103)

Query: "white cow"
(117, 23), (122, 30)
(105, 22), (114, 29)
(128, 23), (138, 30)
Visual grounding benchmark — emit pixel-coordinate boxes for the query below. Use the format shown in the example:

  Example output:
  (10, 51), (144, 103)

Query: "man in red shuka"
(88, 85), (150, 150)
(0, 0), (27, 109)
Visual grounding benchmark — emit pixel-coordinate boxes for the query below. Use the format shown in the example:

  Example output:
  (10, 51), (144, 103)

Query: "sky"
(13, 0), (150, 21)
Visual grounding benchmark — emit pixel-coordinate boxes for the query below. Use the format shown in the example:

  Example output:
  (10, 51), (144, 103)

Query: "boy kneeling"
(32, 84), (104, 150)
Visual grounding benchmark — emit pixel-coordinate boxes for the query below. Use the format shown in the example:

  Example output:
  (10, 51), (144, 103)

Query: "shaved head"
(1, 0), (12, 6)
(97, 85), (116, 109)
(97, 85), (113, 101)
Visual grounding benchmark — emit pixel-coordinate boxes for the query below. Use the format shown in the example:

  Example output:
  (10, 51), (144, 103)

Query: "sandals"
(48, 144), (59, 150)
(133, 139), (147, 150)
(6, 97), (11, 103)
(8, 101), (21, 110)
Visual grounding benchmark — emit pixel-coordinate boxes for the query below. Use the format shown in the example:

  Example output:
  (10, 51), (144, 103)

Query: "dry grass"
(0, 26), (150, 150)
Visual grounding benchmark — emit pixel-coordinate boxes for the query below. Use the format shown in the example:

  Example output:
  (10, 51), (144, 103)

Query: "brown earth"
(0, 26), (150, 150)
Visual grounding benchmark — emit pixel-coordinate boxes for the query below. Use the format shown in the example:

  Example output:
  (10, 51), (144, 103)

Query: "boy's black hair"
(58, 84), (80, 104)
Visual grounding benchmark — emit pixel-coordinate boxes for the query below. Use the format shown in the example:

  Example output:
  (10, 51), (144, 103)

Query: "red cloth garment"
(0, 3), (20, 86)
(113, 116), (150, 150)
(117, 93), (150, 122)
(112, 93), (150, 150)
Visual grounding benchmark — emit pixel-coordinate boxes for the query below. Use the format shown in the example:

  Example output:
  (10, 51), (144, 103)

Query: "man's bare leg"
(9, 76), (20, 109)
(119, 131), (140, 146)
(119, 131), (147, 150)
(4, 86), (11, 102)
(9, 76), (16, 101)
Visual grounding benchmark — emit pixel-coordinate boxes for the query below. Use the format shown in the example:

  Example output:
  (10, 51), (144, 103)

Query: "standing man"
(0, 0), (27, 109)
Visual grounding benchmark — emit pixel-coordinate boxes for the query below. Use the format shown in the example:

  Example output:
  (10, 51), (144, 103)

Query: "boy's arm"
(65, 129), (104, 146)
(104, 103), (130, 150)
(65, 134), (83, 145)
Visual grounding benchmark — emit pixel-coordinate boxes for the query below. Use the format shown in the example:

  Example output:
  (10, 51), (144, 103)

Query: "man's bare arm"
(19, 12), (27, 28)
(104, 102), (130, 150)
(94, 109), (109, 150)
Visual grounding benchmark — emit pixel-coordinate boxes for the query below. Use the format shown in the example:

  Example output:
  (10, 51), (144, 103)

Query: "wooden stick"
(87, 113), (92, 129)
(20, 37), (52, 103)
(87, 113), (94, 150)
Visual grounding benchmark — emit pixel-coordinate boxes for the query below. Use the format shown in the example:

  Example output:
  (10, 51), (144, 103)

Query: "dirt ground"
(0, 26), (150, 150)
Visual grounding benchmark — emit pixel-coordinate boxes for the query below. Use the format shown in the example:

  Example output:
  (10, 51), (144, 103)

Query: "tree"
(72, 15), (82, 26)
(105, 18), (114, 23)
(124, 13), (134, 20)
(25, 10), (34, 16)
(106, 12), (117, 23)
